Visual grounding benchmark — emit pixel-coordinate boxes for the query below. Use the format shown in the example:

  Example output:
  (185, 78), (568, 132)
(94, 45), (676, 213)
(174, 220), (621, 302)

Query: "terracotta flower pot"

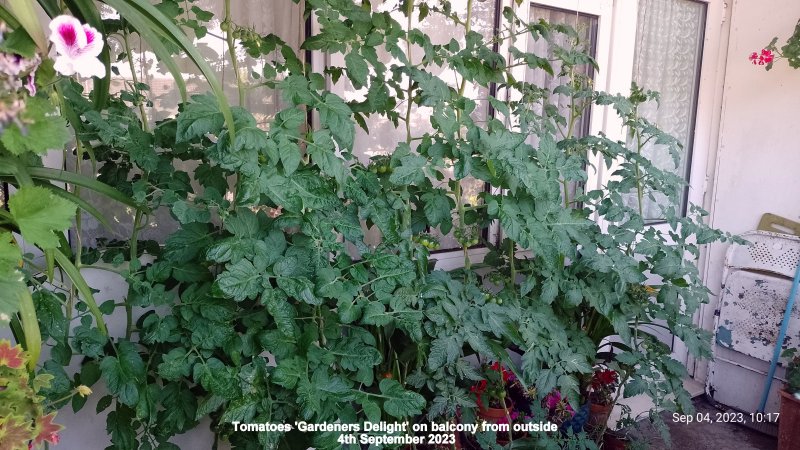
(478, 398), (513, 422)
(779, 390), (800, 450)
(587, 402), (613, 435)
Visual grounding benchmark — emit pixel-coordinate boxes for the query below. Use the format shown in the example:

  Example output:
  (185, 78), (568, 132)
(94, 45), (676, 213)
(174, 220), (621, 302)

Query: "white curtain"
(124, 0), (305, 126)
(630, 0), (706, 220)
(527, 6), (597, 139)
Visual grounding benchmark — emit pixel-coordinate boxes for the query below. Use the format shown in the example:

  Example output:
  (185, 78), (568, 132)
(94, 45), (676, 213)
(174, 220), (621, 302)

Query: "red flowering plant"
(467, 361), (537, 445)
(0, 339), (69, 449)
(470, 361), (515, 410)
(589, 368), (620, 406)
(749, 49), (775, 66)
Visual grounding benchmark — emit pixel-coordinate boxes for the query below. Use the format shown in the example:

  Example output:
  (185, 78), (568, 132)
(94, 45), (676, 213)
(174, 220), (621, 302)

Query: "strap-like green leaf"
(44, 248), (54, 281)
(7, 0), (47, 52)
(53, 250), (108, 336)
(17, 286), (42, 369)
(0, 4), (22, 28)
(37, 181), (113, 231)
(22, 166), (144, 211)
(34, 0), (59, 17)
(102, 0), (236, 139)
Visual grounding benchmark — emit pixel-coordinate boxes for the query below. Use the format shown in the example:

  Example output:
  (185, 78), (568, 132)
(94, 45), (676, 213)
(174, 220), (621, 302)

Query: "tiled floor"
(608, 377), (706, 430)
(634, 396), (777, 450)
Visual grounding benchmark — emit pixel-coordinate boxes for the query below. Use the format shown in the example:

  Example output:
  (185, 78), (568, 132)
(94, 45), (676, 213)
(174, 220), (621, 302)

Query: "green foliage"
(0, 96), (71, 155)
(765, 19), (800, 70)
(5, 0), (739, 449)
(8, 186), (76, 249)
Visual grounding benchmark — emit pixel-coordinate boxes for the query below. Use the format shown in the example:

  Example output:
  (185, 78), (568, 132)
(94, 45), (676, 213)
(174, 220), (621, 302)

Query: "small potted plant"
(471, 362), (514, 422)
(779, 348), (800, 450)
(586, 367), (619, 436)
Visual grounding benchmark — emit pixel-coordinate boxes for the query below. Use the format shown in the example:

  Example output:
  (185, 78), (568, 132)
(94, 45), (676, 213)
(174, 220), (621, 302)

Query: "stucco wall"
(696, 0), (800, 410)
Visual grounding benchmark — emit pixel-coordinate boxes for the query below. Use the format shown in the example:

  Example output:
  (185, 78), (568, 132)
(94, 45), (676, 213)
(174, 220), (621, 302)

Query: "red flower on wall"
(749, 49), (775, 65)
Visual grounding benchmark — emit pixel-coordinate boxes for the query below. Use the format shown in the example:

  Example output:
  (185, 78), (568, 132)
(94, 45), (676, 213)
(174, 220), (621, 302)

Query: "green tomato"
(496, 298), (503, 305)
(370, 166), (378, 174)
(378, 165), (387, 174)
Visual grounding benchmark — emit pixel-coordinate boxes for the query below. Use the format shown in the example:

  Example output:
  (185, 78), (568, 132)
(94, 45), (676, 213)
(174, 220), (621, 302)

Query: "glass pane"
(528, 5), (598, 139)
(630, 0), (706, 221)
(72, 1), (304, 247)
(328, 0), (496, 250)
(527, 5), (598, 206)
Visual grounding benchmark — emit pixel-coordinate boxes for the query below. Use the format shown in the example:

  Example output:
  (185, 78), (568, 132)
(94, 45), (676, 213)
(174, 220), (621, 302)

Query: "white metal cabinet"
(707, 231), (800, 414)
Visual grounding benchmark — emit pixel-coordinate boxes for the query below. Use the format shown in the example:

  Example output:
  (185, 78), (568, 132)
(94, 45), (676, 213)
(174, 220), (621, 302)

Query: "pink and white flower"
(48, 15), (105, 78)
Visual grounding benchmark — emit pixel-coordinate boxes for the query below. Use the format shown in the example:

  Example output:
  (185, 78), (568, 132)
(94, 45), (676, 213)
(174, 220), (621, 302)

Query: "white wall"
(696, 0), (800, 393)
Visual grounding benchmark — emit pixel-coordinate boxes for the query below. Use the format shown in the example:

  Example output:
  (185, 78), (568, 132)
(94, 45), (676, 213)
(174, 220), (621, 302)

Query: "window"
(630, 0), (707, 221)
(527, 4), (598, 140)
(72, 1), (304, 247)
(525, 4), (599, 206)
(326, 0), (497, 251)
(73, 0), (709, 251)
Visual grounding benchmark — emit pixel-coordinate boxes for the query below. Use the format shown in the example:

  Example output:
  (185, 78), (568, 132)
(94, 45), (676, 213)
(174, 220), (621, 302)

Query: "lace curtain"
(630, 0), (706, 221)
(107, 0), (305, 126)
(527, 6), (597, 140)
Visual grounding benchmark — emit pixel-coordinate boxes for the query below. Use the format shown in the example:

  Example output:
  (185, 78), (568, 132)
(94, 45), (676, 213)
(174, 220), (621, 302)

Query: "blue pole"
(758, 261), (800, 412)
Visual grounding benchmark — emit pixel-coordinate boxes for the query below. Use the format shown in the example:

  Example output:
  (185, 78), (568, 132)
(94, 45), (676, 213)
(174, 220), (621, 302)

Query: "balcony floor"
(636, 396), (777, 450)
